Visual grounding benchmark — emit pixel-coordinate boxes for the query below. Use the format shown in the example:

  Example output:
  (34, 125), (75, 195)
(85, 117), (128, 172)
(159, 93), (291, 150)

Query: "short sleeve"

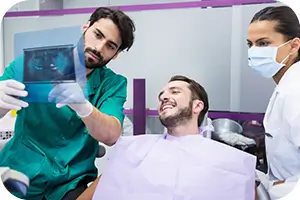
(0, 54), (24, 82)
(98, 75), (127, 125)
(0, 61), (15, 81)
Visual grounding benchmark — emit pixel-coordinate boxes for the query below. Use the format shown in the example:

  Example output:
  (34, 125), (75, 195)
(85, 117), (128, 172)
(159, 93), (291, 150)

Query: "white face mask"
(248, 40), (291, 78)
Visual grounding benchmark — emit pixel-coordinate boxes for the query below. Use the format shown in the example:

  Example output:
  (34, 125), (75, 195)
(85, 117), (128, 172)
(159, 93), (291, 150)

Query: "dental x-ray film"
(14, 31), (88, 103)
(23, 44), (76, 84)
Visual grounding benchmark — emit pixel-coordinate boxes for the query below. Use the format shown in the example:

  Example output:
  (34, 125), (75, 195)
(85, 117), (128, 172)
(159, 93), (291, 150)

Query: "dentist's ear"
(112, 52), (120, 60)
(81, 21), (90, 32)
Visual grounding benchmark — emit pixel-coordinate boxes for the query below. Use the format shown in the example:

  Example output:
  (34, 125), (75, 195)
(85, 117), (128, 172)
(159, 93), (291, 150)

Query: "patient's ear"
(82, 21), (90, 32)
(193, 100), (204, 114)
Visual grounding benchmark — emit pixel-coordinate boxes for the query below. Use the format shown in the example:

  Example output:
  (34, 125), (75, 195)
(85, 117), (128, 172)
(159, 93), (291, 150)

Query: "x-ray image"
(23, 44), (76, 83)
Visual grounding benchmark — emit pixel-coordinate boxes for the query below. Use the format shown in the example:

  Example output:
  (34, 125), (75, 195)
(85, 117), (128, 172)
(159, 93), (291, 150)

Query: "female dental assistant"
(247, 5), (300, 199)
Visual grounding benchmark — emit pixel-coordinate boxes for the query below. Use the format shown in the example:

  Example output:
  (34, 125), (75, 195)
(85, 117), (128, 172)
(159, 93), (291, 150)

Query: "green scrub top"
(0, 56), (127, 200)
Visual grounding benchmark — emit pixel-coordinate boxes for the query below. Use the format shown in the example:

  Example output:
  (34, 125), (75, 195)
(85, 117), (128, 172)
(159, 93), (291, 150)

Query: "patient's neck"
(167, 121), (199, 137)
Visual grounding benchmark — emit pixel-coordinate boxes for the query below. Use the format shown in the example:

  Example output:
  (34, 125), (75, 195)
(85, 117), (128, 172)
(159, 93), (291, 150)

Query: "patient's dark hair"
(88, 7), (135, 51)
(169, 75), (209, 126)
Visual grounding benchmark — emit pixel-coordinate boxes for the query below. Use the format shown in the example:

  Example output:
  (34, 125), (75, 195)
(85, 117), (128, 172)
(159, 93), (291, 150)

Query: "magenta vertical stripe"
(133, 79), (146, 135)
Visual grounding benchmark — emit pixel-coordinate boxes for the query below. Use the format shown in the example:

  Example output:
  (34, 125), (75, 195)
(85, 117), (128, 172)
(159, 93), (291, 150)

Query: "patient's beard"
(159, 101), (193, 129)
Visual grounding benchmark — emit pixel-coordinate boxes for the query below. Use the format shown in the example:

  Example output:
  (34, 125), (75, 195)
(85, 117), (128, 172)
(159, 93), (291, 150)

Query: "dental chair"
(0, 167), (29, 198)
(97, 144), (106, 158)
(256, 182), (271, 200)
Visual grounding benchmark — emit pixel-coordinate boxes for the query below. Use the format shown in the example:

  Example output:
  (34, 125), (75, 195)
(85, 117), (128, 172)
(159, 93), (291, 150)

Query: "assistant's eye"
(247, 42), (252, 48)
(257, 41), (270, 47)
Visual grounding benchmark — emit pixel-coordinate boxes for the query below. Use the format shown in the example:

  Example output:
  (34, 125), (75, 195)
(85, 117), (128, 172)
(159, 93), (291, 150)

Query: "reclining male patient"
(78, 75), (257, 200)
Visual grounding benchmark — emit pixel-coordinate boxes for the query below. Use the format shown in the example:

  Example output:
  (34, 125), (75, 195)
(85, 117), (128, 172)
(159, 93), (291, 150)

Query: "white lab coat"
(258, 61), (300, 199)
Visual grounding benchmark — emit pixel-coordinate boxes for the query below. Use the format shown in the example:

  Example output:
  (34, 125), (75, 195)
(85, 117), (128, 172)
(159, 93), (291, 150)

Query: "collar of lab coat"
(276, 61), (300, 92)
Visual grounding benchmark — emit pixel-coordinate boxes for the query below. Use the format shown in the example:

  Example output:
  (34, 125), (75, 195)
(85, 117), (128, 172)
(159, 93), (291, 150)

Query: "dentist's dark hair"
(251, 6), (300, 64)
(88, 7), (135, 51)
(169, 75), (209, 126)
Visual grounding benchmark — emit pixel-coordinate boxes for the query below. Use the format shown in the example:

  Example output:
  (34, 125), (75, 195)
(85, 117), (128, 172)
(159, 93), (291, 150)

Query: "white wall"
(62, 0), (205, 9)
(3, 7), (233, 111)
(2, 2), (282, 113)
(7, 0), (39, 12)
(0, 0), (284, 177)
(108, 0), (194, 6)
(0, 21), (4, 75)
(63, 0), (109, 9)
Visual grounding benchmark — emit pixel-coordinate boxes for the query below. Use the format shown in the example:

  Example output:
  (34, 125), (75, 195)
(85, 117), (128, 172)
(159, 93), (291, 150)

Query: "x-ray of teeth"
(23, 44), (76, 83)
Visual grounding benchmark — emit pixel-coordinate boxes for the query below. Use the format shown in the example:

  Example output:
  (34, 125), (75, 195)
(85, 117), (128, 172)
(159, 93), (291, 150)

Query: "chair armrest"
(256, 182), (271, 200)
(96, 144), (106, 158)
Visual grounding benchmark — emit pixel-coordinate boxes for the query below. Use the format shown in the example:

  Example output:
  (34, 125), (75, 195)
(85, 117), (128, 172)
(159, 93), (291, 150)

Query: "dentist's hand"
(0, 80), (28, 111)
(48, 83), (93, 118)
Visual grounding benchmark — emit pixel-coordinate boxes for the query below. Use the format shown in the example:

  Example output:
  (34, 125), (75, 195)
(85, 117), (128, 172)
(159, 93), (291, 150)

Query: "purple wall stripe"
(124, 109), (264, 121)
(4, 0), (275, 17)
(133, 79), (146, 135)
(208, 111), (264, 121)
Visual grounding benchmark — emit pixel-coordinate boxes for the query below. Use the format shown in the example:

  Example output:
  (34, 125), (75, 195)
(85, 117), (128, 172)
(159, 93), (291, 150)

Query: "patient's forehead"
(162, 81), (189, 91)
(158, 81), (191, 99)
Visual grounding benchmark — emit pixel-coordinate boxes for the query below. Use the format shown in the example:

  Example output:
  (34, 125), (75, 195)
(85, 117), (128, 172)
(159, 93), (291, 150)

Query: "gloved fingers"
(5, 80), (26, 90)
(55, 93), (83, 104)
(2, 83), (28, 98)
(62, 84), (81, 97)
(48, 83), (85, 104)
(52, 93), (70, 104)
(48, 84), (68, 103)
(56, 103), (66, 108)
(48, 85), (59, 103)
(58, 83), (85, 103)
(1, 93), (28, 108)
(0, 100), (21, 111)
(0, 94), (28, 110)
(58, 93), (85, 104)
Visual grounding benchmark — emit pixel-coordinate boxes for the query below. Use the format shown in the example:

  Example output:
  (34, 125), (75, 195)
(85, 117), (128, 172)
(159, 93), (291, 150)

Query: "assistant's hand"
(273, 180), (285, 186)
(0, 79), (28, 111)
(48, 82), (93, 118)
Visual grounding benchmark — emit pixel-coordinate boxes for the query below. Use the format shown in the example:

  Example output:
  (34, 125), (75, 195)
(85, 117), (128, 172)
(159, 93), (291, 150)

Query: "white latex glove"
(218, 132), (256, 146)
(255, 170), (273, 190)
(269, 182), (297, 200)
(48, 82), (93, 118)
(0, 79), (28, 111)
(255, 171), (298, 199)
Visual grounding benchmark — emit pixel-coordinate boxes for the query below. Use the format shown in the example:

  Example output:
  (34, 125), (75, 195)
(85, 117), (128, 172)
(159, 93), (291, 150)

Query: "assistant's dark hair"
(89, 7), (135, 51)
(251, 6), (300, 63)
(169, 75), (209, 126)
